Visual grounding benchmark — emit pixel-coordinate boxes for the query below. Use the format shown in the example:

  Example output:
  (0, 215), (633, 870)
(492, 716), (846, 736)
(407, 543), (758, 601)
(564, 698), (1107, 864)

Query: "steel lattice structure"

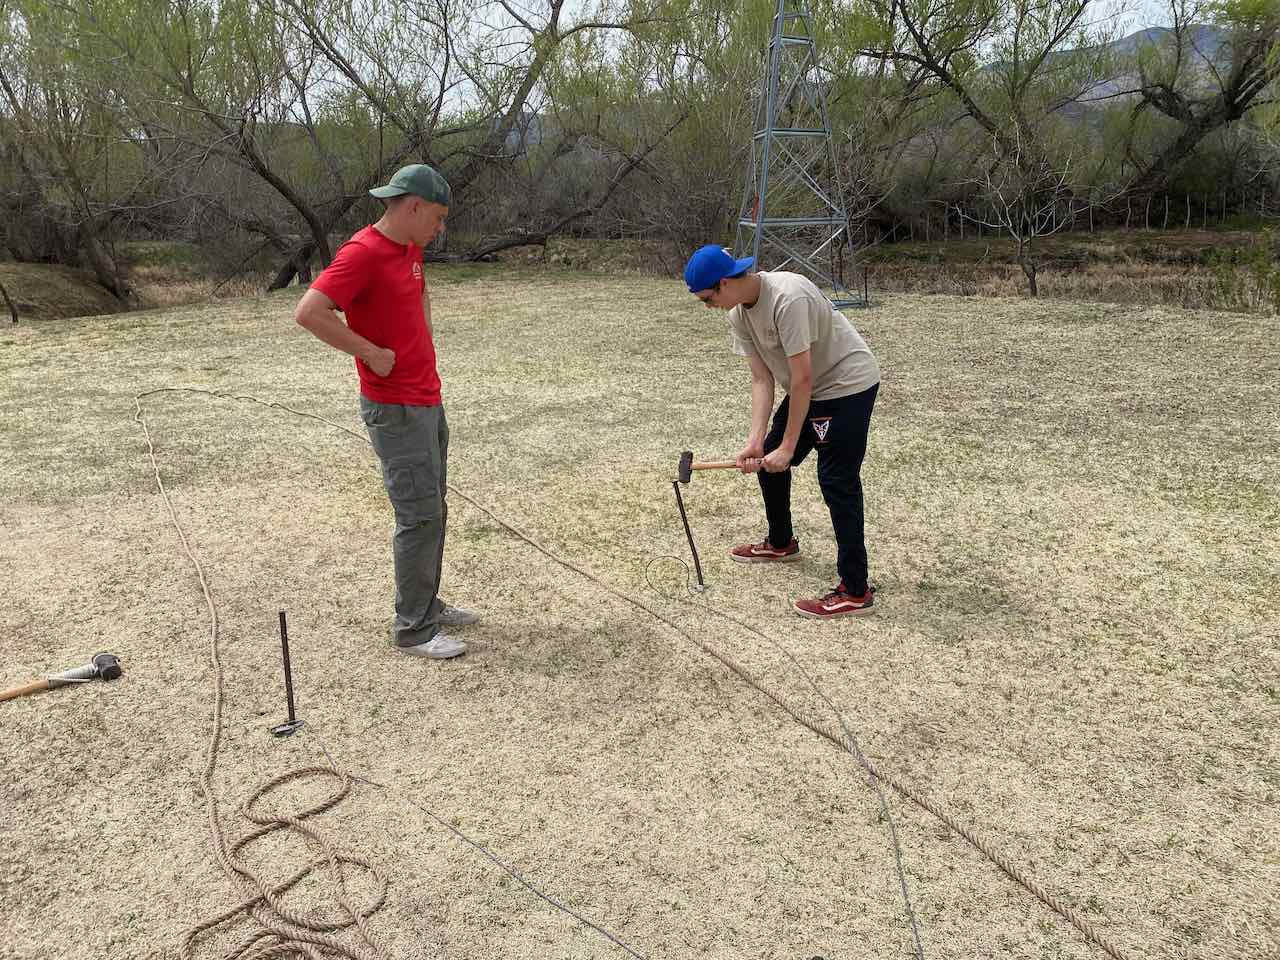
(735, 0), (863, 307)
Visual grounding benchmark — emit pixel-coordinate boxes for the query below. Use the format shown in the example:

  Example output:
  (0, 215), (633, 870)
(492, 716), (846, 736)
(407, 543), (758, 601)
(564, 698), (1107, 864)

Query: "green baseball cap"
(369, 163), (451, 207)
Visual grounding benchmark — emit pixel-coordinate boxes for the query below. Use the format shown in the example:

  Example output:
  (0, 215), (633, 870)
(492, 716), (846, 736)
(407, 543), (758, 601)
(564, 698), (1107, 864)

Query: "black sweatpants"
(759, 382), (878, 594)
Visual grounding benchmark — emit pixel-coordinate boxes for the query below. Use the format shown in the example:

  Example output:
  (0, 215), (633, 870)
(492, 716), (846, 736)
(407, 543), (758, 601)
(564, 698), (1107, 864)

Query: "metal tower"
(735, 0), (861, 307)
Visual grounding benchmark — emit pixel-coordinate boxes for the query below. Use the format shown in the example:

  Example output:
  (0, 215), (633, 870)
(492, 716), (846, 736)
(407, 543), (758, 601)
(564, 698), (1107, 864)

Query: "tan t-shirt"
(728, 272), (880, 399)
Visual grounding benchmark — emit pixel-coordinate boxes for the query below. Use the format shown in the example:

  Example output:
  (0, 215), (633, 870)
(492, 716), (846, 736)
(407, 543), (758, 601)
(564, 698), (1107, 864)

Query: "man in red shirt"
(293, 164), (478, 659)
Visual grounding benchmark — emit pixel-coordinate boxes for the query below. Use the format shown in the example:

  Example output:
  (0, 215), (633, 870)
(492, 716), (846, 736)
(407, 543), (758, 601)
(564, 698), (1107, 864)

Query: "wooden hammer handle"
(0, 679), (51, 703)
(692, 459), (759, 471)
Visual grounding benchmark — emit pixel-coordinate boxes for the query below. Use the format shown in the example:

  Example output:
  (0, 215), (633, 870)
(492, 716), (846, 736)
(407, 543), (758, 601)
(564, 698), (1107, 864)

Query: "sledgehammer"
(672, 450), (763, 593)
(677, 450), (761, 484)
(0, 652), (123, 703)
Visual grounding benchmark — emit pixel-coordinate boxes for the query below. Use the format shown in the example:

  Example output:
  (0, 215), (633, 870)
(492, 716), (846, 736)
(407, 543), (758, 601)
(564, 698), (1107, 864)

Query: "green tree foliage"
(0, 0), (139, 295)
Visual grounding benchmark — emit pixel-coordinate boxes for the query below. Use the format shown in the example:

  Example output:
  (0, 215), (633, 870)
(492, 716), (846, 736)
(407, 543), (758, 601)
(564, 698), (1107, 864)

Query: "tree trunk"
(0, 280), (17, 324)
(78, 225), (129, 301)
(268, 242), (318, 291)
(1018, 241), (1038, 297)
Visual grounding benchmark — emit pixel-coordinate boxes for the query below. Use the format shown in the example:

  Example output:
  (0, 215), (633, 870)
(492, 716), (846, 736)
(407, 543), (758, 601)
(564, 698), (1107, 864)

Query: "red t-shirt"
(310, 226), (442, 406)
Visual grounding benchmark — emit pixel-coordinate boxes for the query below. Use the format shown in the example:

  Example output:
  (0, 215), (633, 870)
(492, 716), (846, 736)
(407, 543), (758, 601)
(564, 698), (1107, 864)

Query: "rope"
(645, 556), (924, 960)
(136, 394), (388, 960)
(136, 389), (642, 960)
(137, 387), (1136, 960)
(652, 562), (1135, 960)
(486, 517), (1134, 960)
(305, 734), (647, 960)
(438, 488), (1134, 960)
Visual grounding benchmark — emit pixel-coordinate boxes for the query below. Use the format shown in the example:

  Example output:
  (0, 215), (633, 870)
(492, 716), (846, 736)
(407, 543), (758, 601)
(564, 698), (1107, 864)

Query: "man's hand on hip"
(362, 347), (396, 377)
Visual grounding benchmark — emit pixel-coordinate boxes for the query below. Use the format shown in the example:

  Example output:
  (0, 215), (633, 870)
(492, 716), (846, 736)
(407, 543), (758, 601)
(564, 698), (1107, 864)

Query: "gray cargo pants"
(359, 396), (448, 648)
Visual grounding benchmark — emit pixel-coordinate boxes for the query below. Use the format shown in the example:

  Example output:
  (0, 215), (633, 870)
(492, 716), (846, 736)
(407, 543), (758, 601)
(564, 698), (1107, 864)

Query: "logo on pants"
(810, 416), (832, 443)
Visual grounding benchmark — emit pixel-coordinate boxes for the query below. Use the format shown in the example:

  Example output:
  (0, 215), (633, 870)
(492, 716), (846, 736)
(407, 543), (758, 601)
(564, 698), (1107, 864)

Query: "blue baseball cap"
(684, 244), (755, 293)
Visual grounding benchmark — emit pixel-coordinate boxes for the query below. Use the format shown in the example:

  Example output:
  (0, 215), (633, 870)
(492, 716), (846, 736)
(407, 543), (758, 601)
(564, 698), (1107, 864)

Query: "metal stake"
(671, 480), (707, 592)
(269, 609), (305, 737)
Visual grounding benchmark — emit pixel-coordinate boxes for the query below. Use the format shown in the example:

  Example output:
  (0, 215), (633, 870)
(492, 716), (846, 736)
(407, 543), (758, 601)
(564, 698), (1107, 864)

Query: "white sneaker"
(438, 604), (481, 627)
(402, 632), (466, 659)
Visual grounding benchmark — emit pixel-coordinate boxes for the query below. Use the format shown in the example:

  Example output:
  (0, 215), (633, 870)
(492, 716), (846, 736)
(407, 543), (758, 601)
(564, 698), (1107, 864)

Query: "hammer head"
(678, 450), (693, 484)
(92, 652), (123, 681)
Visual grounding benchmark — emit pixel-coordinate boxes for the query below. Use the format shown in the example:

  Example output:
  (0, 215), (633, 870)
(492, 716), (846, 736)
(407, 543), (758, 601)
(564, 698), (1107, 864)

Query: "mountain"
(1105, 24), (1229, 60)
(1063, 24), (1232, 109)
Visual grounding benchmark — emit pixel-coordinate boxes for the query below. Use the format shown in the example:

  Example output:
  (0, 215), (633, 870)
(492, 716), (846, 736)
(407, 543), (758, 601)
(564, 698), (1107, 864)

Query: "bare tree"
(847, 0), (1124, 241)
(461, 110), (688, 259)
(964, 130), (1083, 295)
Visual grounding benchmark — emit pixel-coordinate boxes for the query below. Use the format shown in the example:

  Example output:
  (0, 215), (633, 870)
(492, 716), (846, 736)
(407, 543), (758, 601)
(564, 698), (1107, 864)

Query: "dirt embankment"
(0, 262), (127, 322)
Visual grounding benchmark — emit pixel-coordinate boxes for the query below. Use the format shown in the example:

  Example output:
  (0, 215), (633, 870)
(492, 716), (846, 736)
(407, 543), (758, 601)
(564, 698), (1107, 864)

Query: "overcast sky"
(1122, 0), (1175, 29)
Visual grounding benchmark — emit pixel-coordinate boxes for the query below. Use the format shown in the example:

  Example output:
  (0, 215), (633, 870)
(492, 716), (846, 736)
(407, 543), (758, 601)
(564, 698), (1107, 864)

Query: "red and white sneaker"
(793, 583), (876, 619)
(729, 538), (801, 563)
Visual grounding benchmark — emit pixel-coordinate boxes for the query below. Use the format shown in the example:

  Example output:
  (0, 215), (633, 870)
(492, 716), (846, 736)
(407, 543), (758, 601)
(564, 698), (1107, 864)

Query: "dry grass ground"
(0, 274), (1277, 960)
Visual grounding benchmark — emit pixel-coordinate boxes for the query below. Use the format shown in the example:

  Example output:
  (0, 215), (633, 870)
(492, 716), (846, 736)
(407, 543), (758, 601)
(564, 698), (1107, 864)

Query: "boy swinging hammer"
(683, 244), (881, 618)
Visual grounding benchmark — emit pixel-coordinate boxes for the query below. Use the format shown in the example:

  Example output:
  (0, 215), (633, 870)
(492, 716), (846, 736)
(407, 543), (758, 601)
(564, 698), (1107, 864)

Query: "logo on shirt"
(412, 262), (423, 280)
(810, 417), (832, 443)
